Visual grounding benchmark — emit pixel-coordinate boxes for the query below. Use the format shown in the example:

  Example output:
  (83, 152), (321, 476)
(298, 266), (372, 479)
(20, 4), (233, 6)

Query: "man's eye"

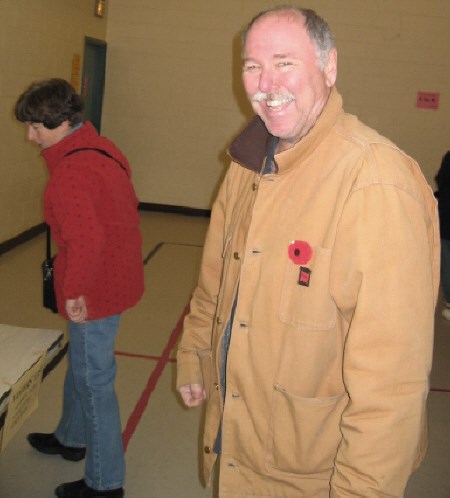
(243, 64), (260, 72)
(278, 61), (293, 68)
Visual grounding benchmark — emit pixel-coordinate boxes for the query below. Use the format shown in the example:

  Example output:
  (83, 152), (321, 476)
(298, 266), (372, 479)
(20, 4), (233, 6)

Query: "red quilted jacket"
(42, 122), (144, 320)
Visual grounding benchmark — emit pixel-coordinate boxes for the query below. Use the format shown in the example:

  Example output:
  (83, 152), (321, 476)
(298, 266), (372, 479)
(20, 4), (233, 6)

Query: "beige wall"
(1, 0), (449, 244)
(0, 0), (107, 243)
(103, 0), (449, 210)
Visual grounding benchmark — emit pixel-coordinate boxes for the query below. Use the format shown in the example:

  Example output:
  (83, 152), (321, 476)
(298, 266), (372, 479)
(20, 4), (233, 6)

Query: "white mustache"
(251, 92), (295, 104)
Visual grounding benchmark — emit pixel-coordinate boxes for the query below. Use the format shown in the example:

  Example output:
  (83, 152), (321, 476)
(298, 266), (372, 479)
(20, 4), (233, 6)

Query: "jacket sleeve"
(176, 170), (230, 388)
(329, 157), (439, 496)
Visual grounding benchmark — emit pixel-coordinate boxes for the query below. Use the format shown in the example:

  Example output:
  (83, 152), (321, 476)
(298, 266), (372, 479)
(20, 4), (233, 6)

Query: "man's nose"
(258, 68), (276, 93)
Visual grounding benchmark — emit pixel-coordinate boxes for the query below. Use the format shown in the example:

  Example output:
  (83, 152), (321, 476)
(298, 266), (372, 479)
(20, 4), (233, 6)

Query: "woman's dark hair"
(15, 78), (84, 129)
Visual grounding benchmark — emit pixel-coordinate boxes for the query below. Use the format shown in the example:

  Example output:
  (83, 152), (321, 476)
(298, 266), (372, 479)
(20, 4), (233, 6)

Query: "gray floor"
(0, 211), (449, 497)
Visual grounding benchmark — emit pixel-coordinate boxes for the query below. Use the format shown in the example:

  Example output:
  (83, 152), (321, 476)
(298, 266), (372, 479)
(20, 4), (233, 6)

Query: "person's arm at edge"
(330, 155), (438, 496)
(176, 170), (230, 407)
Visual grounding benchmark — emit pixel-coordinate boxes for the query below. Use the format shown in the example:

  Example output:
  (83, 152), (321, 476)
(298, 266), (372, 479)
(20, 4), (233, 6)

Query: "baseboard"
(0, 205), (210, 256)
(0, 223), (46, 256)
(139, 202), (211, 218)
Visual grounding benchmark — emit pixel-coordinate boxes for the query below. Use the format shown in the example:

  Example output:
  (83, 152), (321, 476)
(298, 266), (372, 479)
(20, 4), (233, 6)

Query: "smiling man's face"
(242, 12), (337, 151)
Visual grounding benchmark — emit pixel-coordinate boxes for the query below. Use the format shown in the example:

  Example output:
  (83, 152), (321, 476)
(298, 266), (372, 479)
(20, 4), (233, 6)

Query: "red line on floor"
(115, 350), (176, 362)
(122, 302), (189, 452)
(431, 388), (450, 393)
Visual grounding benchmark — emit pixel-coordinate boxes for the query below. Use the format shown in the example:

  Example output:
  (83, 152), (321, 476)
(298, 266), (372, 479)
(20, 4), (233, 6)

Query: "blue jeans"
(441, 239), (450, 302)
(54, 315), (124, 490)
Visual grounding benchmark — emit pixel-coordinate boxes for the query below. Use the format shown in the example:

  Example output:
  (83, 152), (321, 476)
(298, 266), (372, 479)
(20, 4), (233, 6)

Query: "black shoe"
(27, 433), (86, 462)
(55, 479), (124, 497)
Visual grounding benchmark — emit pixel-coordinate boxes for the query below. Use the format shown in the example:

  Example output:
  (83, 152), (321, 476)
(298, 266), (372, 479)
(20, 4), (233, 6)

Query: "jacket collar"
(41, 121), (132, 177)
(228, 87), (343, 174)
(42, 122), (98, 174)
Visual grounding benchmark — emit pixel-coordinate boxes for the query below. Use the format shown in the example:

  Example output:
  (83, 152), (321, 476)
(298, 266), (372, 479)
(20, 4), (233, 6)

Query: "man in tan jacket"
(177, 6), (439, 497)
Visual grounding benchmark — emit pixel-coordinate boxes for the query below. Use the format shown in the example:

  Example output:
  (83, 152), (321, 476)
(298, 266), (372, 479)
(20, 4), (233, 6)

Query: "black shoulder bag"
(42, 224), (57, 313)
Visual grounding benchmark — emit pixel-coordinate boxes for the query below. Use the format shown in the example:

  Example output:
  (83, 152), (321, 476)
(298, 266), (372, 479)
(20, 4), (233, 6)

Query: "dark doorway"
(82, 37), (107, 133)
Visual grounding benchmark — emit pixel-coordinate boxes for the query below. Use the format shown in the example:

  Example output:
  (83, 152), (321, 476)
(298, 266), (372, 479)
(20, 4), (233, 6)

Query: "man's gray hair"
(242, 6), (335, 69)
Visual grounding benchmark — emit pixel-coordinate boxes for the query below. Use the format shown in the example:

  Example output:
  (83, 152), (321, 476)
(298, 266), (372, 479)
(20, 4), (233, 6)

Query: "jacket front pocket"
(279, 246), (336, 330)
(267, 384), (347, 475)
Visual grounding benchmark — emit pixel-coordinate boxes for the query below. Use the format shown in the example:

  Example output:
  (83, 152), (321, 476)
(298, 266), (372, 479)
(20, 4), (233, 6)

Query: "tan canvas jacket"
(177, 88), (439, 497)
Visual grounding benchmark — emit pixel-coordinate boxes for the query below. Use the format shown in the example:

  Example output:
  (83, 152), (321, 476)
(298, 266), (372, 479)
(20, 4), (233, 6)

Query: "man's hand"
(66, 296), (88, 323)
(178, 383), (206, 407)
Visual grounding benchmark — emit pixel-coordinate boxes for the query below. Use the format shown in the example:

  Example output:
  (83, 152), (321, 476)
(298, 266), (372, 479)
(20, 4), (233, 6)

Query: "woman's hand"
(65, 296), (88, 322)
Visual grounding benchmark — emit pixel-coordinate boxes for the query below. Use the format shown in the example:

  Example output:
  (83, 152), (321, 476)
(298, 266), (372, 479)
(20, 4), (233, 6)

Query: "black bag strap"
(46, 224), (52, 259)
(64, 147), (128, 176)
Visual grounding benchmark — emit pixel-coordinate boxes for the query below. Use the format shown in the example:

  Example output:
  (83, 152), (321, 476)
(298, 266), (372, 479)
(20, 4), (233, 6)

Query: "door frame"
(82, 37), (107, 132)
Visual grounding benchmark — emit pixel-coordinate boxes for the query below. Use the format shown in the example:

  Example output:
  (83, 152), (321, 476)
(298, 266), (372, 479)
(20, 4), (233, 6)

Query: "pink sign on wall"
(416, 92), (440, 110)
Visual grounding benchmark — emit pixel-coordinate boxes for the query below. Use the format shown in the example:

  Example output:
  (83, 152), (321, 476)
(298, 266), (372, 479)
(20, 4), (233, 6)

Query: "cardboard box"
(0, 324), (65, 452)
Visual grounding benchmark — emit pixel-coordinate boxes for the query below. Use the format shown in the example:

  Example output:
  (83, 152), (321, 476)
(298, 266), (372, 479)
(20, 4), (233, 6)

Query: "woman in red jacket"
(15, 78), (144, 498)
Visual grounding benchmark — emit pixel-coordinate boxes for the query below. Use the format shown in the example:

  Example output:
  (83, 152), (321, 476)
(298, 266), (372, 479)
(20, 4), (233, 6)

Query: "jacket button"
(204, 446), (211, 454)
(231, 392), (240, 399)
(252, 183), (258, 191)
(214, 383), (219, 390)
(216, 317), (223, 324)
(233, 252), (240, 260)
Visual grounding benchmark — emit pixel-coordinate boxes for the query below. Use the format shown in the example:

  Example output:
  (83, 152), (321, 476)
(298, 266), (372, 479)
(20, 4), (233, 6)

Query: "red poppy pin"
(288, 240), (313, 265)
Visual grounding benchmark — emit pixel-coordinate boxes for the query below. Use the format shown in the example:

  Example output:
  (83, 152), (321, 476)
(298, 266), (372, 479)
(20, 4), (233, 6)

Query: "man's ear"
(324, 48), (337, 87)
